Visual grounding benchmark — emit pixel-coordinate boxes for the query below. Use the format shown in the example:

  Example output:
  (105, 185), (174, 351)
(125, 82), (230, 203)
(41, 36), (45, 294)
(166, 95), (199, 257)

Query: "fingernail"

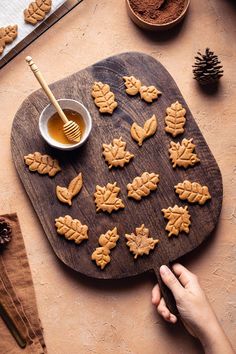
(160, 265), (169, 276)
(170, 314), (177, 323)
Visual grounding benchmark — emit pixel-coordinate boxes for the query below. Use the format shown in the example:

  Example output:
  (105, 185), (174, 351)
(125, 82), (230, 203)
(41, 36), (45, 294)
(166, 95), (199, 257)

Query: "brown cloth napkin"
(0, 213), (47, 353)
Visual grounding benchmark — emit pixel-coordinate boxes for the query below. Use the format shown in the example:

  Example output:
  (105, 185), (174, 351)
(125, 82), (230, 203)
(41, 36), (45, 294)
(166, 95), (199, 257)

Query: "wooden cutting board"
(11, 52), (222, 312)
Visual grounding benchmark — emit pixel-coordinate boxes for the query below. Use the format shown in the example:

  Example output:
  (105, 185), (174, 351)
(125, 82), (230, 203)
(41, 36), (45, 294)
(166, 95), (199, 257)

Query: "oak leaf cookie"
(127, 172), (159, 201)
(130, 114), (157, 146)
(91, 227), (119, 269)
(175, 180), (211, 205)
(102, 137), (134, 169)
(169, 138), (200, 168)
(123, 75), (141, 95)
(24, 152), (61, 177)
(24, 0), (52, 25)
(165, 101), (186, 137)
(139, 85), (161, 103)
(55, 215), (88, 245)
(162, 205), (191, 237)
(91, 81), (118, 114)
(94, 182), (124, 214)
(0, 25), (18, 55)
(125, 224), (159, 259)
(56, 173), (83, 206)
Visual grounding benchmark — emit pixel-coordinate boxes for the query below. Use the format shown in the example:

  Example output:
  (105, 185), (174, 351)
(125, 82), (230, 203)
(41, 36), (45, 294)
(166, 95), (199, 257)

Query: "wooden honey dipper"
(26, 56), (81, 143)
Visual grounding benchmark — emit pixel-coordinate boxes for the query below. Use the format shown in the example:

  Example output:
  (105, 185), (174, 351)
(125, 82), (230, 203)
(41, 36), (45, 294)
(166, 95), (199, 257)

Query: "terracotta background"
(1, 0), (236, 353)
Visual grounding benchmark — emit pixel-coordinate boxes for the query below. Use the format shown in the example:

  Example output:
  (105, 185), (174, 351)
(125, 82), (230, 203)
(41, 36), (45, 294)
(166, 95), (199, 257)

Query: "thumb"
(160, 265), (184, 299)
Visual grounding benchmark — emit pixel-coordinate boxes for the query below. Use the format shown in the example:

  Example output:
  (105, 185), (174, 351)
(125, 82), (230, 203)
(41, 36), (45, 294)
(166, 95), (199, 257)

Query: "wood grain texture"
(11, 52), (222, 288)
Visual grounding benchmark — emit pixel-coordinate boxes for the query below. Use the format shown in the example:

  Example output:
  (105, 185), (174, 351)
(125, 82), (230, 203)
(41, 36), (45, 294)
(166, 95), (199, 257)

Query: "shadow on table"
(178, 220), (221, 267)
(56, 223), (219, 354)
(225, 0), (236, 10)
(54, 196), (221, 354)
(127, 13), (190, 43)
(134, 20), (185, 43)
(193, 80), (223, 97)
(57, 252), (203, 352)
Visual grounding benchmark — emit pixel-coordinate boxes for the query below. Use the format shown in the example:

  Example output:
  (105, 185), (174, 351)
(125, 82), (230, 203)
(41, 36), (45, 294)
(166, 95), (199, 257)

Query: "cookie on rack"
(0, 25), (18, 55)
(24, 0), (52, 25)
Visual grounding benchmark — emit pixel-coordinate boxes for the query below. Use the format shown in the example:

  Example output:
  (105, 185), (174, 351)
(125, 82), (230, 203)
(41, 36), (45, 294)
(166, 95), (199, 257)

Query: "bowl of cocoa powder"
(126, 0), (190, 31)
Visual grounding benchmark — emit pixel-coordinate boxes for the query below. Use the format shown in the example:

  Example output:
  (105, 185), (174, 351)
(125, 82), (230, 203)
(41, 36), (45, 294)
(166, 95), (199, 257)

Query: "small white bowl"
(39, 99), (92, 151)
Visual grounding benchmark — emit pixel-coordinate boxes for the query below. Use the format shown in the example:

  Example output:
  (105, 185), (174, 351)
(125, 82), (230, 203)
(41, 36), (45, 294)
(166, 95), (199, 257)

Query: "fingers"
(157, 297), (177, 324)
(160, 265), (184, 299)
(152, 284), (177, 323)
(172, 263), (198, 288)
(152, 284), (161, 305)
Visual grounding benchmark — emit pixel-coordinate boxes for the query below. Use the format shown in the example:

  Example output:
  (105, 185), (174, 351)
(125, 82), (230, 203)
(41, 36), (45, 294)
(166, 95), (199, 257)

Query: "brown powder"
(129, 0), (186, 25)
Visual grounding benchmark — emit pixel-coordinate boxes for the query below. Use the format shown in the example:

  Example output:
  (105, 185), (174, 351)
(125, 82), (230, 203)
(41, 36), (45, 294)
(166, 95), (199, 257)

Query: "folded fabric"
(0, 213), (47, 353)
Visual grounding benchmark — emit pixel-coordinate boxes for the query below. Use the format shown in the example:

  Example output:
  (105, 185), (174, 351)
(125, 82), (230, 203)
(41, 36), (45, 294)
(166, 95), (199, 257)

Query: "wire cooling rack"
(0, 0), (83, 70)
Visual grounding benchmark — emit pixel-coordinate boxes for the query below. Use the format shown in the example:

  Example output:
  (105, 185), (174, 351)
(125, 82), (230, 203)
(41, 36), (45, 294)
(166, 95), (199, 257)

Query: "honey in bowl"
(47, 109), (85, 144)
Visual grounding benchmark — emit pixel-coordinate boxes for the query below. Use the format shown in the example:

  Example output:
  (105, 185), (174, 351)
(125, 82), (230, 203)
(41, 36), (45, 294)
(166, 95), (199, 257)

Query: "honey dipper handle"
(25, 56), (68, 124)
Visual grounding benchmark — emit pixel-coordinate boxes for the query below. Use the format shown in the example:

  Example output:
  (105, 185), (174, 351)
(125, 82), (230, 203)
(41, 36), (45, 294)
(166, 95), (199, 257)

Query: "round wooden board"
(11, 52), (222, 286)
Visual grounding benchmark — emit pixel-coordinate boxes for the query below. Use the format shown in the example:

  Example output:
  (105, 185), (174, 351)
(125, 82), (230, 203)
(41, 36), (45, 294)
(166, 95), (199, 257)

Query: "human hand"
(152, 264), (235, 354)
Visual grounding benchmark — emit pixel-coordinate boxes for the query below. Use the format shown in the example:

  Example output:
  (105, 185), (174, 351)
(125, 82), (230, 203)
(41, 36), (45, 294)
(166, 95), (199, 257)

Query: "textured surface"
(11, 53), (222, 283)
(0, 0), (236, 353)
(0, 0), (65, 57)
(0, 214), (47, 353)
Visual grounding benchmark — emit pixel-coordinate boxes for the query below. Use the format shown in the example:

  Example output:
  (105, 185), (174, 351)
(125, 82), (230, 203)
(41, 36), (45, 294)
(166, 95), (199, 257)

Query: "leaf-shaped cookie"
(68, 173), (83, 195)
(165, 101), (186, 137)
(175, 180), (211, 205)
(125, 224), (159, 259)
(24, 0), (52, 25)
(130, 114), (157, 146)
(102, 137), (134, 169)
(127, 172), (159, 201)
(91, 247), (111, 269)
(91, 81), (118, 114)
(24, 152), (61, 177)
(91, 228), (119, 269)
(169, 138), (200, 168)
(139, 85), (162, 103)
(0, 25), (18, 55)
(162, 205), (191, 237)
(123, 75), (141, 95)
(56, 173), (83, 206)
(55, 215), (88, 244)
(98, 227), (119, 250)
(94, 182), (124, 213)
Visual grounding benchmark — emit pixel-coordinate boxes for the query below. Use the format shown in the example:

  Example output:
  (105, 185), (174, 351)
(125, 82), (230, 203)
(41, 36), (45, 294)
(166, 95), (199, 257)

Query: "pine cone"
(193, 48), (223, 85)
(0, 218), (12, 248)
